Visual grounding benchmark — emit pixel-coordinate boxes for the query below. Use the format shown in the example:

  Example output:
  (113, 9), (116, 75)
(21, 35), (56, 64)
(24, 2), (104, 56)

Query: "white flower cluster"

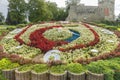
(43, 28), (72, 41)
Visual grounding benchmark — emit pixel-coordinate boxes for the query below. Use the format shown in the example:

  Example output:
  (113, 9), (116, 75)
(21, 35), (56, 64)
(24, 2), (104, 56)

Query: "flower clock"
(0, 22), (120, 64)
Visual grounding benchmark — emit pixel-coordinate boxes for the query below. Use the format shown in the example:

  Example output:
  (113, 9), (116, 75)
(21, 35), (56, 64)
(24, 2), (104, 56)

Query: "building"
(66, 0), (115, 22)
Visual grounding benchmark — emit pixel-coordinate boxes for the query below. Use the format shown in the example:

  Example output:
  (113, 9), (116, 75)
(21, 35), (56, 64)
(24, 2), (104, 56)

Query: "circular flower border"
(0, 22), (119, 65)
(14, 23), (100, 52)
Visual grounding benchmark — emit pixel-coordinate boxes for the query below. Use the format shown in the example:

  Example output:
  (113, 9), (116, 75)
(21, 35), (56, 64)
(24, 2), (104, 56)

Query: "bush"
(105, 61), (120, 70)
(67, 63), (86, 73)
(97, 23), (106, 27)
(50, 65), (66, 74)
(6, 26), (16, 31)
(104, 69), (114, 80)
(18, 64), (33, 72)
(32, 64), (48, 73)
(0, 58), (20, 70)
(86, 60), (115, 80)
(114, 71), (120, 80)
(16, 24), (27, 28)
(0, 26), (8, 36)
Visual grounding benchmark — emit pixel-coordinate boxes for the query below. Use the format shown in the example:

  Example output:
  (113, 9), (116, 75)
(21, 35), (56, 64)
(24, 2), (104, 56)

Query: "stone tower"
(98, 0), (115, 21)
(66, 0), (115, 22)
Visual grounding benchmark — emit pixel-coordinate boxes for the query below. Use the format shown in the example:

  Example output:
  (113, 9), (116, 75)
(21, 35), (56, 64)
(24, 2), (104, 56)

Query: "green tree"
(46, 1), (58, 20)
(56, 8), (68, 21)
(28, 0), (52, 22)
(6, 0), (26, 25)
(0, 12), (4, 23)
(116, 14), (120, 22)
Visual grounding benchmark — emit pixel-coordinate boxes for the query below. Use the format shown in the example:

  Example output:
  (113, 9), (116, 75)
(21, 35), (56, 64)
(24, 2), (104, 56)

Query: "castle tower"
(98, 0), (115, 21)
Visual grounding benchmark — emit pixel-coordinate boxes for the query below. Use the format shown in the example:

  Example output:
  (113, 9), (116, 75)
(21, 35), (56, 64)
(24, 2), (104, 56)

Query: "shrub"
(0, 58), (20, 70)
(50, 65), (66, 74)
(105, 61), (120, 70)
(86, 60), (115, 80)
(18, 64), (33, 72)
(67, 63), (86, 73)
(104, 69), (114, 80)
(32, 64), (48, 73)
(114, 71), (120, 80)
(16, 24), (27, 28)
(105, 26), (117, 30)
(6, 26), (16, 31)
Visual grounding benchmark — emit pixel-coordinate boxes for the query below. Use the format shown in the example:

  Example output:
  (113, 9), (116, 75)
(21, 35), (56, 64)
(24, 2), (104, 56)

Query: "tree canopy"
(6, 0), (26, 25)
(5, 0), (68, 25)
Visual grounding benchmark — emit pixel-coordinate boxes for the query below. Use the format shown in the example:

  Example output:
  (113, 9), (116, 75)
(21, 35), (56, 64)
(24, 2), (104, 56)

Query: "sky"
(0, 0), (120, 18)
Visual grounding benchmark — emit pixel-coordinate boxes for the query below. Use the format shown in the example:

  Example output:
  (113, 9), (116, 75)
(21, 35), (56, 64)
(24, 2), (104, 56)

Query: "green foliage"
(105, 26), (117, 30)
(86, 61), (105, 74)
(107, 57), (120, 80)
(63, 24), (79, 27)
(28, 0), (67, 22)
(108, 57), (120, 64)
(0, 12), (4, 24)
(0, 58), (20, 70)
(0, 58), (11, 70)
(6, 0), (26, 25)
(50, 65), (66, 74)
(104, 69), (114, 80)
(32, 64), (48, 73)
(85, 59), (120, 80)
(6, 26), (16, 31)
(46, 2), (57, 20)
(105, 61), (120, 70)
(56, 8), (68, 21)
(16, 24), (27, 28)
(67, 63), (86, 73)
(0, 26), (8, 36)
(28, 0), (52, 22)
(18, 64), (33, 72)
(5, 0), (68, 24)
(114, 71), (120, 80)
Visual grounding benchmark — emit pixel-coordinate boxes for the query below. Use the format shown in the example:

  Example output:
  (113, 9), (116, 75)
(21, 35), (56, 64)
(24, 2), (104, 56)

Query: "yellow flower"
(117, 28), (120, 31)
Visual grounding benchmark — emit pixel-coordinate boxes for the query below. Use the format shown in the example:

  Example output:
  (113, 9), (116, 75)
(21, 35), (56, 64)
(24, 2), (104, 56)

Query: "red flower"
(29, 26), (64, 52)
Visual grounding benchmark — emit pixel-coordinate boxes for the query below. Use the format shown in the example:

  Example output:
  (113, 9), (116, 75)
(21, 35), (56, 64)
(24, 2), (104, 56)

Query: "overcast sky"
(0, 0), (120, 18)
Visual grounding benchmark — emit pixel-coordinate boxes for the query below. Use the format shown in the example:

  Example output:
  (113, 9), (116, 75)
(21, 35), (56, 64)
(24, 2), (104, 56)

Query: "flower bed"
(0, 22), (119, 64)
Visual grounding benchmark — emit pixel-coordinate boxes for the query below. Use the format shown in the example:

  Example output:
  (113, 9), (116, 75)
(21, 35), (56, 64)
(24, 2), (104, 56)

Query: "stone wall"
(66, 0), (115, 22)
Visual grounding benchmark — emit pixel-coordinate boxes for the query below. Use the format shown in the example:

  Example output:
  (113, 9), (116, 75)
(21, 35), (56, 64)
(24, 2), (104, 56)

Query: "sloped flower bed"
(0, 22), (119, 64)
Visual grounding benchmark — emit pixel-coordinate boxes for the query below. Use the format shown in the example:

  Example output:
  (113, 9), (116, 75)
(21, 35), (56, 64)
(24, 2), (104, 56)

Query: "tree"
(46, 1), (58, 20)
(0, 12), (4, 23)
(116, 14), (120, 22)
(28, 0), (53, 22)
(6, 0), (26, 25)
(56, 8), (68, 21)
